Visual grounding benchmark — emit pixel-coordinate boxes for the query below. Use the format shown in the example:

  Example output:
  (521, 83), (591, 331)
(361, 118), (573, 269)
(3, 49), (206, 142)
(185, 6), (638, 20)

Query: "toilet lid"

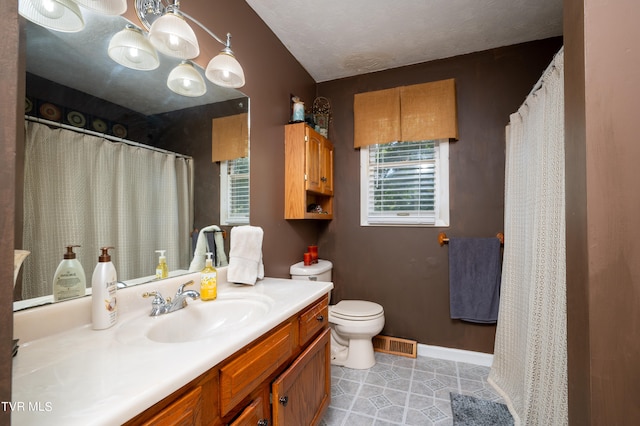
(331, 300), (383, 319)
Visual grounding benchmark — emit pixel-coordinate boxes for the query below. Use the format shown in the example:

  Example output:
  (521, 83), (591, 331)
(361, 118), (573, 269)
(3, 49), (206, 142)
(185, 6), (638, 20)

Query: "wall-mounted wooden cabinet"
(285, 123), (334, 219)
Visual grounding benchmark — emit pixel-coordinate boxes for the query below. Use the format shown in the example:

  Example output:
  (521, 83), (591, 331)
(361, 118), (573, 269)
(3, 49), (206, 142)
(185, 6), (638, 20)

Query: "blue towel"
(448, 237), (502, 323)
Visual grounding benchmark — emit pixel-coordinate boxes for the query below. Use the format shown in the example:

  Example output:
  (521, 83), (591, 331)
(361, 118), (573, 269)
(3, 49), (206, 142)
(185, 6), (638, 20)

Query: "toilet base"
(330, 334), (377, 370)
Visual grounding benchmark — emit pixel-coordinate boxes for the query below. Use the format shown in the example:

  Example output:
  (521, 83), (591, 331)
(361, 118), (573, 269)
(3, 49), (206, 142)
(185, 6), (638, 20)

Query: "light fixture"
(205, 33), (245, 89)
(73, 0), (127, 15)
(135, 0), (245, 89)
(19, 0), (84, 33)
(167, 61), (207, 97)
(147, 2), (199, 60)
(108, 25), (159, 71)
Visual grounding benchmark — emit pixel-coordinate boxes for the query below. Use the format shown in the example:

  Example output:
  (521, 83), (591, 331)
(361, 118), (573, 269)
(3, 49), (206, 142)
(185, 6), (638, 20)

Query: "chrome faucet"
(142, 280), (200, 316)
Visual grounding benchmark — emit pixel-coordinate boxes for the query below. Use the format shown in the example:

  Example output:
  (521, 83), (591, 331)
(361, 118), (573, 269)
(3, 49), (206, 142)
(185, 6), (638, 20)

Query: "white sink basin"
(116, 293), (274, 344)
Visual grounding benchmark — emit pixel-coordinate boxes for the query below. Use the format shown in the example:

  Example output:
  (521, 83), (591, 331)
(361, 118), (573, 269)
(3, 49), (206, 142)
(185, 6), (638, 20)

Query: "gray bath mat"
(450, 393), (514, 426)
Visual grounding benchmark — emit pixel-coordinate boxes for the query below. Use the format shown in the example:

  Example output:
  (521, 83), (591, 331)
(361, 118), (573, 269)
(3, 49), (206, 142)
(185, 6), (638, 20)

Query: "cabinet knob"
(279, 395), (289, 407)
(257, 419), (269, 426)
(321, 176), (327, 182)
(316, 314), (324, 322)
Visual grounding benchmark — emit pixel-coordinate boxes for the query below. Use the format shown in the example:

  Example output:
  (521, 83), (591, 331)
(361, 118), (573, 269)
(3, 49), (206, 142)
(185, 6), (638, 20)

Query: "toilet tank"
(290, 259), (332, 282)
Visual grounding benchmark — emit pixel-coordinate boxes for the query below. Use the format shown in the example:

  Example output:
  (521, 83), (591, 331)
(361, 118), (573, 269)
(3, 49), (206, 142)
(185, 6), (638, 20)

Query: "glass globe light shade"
(74, 0), (127, 15)
(205, 51), (245, 89)
(167, 61), (207, 97)
(108, 26), (159, 71)
(19, 0), (84, 33)
(148, 12), (199, 60)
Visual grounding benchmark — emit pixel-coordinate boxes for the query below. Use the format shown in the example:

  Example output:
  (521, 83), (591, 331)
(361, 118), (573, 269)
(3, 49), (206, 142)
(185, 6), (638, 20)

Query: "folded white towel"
(188, 225), (228, 272)
(227, 225), (264, 285)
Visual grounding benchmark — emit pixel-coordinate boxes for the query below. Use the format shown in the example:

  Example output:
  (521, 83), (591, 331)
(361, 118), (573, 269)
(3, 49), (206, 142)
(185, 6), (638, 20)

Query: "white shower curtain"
(488, 48), (567, 425)
(22, 121), (194, 299)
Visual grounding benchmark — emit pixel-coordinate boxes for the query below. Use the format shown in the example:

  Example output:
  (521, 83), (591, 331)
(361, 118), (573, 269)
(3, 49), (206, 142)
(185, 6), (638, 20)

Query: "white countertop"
(12, 270), (333, 425)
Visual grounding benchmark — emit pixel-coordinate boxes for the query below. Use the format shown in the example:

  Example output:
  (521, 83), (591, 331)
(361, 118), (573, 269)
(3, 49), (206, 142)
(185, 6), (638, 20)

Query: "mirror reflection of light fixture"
(167, 60), (207, 97)
(108, 25), (160, 71)
(135, 0), (245, 89)
(73, 0), (127, 15)
(19, 0), (85, 33)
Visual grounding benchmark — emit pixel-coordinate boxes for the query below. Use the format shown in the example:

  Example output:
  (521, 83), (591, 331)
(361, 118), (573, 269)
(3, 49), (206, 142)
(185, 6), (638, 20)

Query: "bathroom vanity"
(12, 270), (333, 425)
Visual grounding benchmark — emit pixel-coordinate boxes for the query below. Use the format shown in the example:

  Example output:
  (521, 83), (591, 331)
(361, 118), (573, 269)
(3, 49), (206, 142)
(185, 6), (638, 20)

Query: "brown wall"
(1, 2), (22, 422)
(174, 0), (320, 277)
(565, 0), (640, 424)
(316, 38), (563, 353)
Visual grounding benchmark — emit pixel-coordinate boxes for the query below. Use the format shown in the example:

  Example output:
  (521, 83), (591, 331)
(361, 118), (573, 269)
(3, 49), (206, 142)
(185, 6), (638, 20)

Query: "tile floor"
(320, 352), (505, 426)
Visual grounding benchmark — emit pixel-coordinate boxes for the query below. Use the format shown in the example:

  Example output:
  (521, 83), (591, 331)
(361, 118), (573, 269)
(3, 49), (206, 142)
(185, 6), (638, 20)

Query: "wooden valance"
(353, 78), (458, 148)
(211, 113), (249, 162)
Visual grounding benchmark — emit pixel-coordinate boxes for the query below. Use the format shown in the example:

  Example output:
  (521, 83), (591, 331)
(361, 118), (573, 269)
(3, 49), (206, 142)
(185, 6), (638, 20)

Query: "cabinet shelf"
(284, 123), (334, 220)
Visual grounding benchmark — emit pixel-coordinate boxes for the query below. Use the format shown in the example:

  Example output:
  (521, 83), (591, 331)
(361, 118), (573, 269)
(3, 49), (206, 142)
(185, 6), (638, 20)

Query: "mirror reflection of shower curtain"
(488, 47), (567, 425)
(22, 121), (194, 300)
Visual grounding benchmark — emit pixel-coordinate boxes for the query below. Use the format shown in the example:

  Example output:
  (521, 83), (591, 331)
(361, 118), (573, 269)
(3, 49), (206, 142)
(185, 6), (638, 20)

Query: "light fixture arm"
(136, 0), (231, 49)
(180, 11), (228, 48)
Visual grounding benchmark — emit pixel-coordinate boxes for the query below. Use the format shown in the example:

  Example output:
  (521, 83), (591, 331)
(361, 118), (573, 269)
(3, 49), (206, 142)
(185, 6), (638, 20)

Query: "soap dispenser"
(155, 250), (168, 279)
(91, 247), (117, 330)
(52, 245), (86, 302)
(200, 252), (217, 301)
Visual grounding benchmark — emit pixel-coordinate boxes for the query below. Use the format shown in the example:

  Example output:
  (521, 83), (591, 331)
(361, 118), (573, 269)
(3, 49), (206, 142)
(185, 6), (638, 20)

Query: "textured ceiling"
(246, 0), (563, 82)
(26, 1), (562, 113)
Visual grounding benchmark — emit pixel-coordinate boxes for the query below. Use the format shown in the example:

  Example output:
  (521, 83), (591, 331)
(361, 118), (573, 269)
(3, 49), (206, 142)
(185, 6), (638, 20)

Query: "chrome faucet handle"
(143, 291), (168, 316)
(176, 280), (195, 295)
(142, 290), (165, 304)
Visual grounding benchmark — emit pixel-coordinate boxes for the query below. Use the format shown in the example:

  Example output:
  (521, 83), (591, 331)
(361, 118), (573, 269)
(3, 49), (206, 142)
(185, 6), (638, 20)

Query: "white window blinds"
(221, 157), (250, 224)
(361, 140), (449, 226)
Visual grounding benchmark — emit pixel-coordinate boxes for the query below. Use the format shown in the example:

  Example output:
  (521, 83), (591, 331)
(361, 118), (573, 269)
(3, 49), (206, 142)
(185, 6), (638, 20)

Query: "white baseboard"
(417, 343), (494, 367)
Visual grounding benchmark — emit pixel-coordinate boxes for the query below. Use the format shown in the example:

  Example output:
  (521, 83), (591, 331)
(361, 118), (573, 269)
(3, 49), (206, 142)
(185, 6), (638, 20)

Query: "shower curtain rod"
(25, 115), (192, 160)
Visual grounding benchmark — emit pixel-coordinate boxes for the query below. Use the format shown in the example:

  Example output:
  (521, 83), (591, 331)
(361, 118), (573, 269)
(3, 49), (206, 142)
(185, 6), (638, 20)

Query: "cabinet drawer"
(220, 322), (294, 416)
(299, 296), (328, 346)
(230, 396), (269, 426)
(140, 386), (202, 426)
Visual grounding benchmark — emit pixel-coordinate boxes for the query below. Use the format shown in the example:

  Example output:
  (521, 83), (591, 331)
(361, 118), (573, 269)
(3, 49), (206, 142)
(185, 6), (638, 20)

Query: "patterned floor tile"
(323, 352), (504, 425)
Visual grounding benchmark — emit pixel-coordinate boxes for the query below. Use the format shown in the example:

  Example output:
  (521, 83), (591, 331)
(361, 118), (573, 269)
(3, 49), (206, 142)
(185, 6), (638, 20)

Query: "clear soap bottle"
(155, 250), (168, 279)
(200, 252), (217, 301)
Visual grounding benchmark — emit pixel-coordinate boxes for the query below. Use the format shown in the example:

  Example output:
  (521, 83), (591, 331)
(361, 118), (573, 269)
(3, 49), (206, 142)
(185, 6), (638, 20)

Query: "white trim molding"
(417, 343), (494, 367)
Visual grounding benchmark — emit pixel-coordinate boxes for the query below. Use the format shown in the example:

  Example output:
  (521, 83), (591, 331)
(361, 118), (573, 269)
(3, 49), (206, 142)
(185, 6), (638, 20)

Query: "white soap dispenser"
(155, 250), (168, 279)
(52, 245), (86, 302)
(91, 246), (117, 330)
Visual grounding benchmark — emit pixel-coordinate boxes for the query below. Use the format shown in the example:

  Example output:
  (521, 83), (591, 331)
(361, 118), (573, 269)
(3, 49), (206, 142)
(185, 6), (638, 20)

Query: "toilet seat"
(331, 300), (383, 321)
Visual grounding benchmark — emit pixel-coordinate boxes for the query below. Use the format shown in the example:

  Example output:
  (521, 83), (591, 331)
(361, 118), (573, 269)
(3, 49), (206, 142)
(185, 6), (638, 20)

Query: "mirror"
(16, 11), (249, 308)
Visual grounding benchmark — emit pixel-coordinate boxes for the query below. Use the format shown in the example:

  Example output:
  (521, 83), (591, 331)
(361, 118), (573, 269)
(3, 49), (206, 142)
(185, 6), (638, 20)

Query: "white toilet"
(290, 259), (385, 369)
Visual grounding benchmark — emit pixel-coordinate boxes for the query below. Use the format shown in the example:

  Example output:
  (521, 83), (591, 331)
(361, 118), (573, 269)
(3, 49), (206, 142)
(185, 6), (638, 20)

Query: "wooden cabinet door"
(272, 328), (331, 426)
(305, 129), (323, 193)
(320, 139), (334, 195)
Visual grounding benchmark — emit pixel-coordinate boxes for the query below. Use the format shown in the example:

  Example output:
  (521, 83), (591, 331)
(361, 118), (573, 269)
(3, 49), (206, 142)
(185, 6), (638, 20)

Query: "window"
(360, 140), (449, 226)
(220, 157), (250, 225)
